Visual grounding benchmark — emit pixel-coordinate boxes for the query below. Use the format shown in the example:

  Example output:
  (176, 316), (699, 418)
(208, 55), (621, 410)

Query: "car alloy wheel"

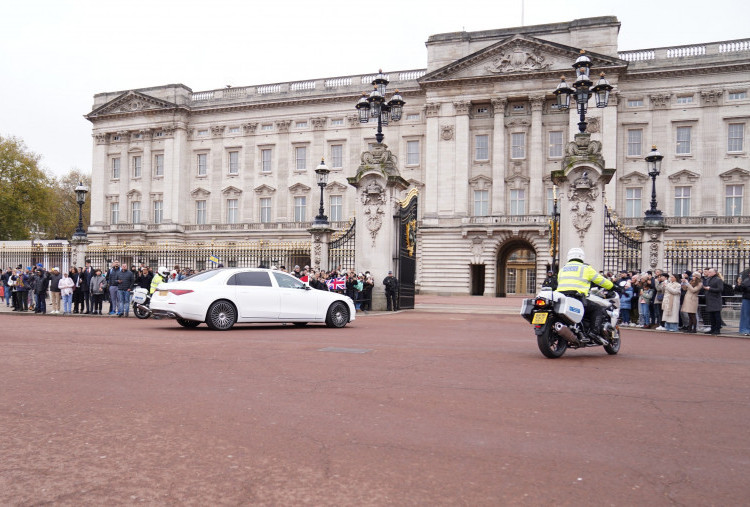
(207, 300), (237, 331)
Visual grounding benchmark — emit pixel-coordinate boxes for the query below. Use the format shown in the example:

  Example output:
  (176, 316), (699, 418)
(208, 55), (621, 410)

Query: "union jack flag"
(326, 276), (346, 291)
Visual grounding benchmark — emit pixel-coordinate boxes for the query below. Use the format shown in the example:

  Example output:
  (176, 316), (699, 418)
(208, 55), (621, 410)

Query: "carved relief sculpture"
(361, 181), (386, 246)
(485, 45), (551, 74)
(567, 171), (600, 242)
(441, 125), (454, 141)
(649, 242), (659, 269)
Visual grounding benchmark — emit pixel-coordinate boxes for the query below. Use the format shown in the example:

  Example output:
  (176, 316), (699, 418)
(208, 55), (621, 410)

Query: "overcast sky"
(1, 0), (746, 178)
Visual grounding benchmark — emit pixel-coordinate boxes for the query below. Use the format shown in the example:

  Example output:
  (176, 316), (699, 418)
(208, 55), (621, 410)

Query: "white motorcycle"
(132, 287), (152, 319)
(520, 287), (621, 358)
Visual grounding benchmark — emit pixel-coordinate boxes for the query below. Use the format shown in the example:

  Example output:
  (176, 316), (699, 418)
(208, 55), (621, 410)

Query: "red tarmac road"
(1, 308), (749, 505)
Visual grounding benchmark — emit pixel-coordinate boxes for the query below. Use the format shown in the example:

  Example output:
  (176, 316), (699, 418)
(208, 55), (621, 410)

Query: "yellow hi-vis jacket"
(556, 260), (613, 296)
(149, 273), (164, 294)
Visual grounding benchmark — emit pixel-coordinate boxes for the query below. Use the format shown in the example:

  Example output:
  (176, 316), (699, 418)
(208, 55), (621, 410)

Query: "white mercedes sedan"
(150, 268), (355, 331)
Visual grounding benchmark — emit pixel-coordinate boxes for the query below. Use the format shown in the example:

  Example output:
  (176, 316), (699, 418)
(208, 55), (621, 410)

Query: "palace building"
(86, 16), (750, 296)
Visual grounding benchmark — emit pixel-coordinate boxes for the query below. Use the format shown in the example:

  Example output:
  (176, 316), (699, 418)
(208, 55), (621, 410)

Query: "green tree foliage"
(0, 136), (55, 240)
(48, 170), (92, 239)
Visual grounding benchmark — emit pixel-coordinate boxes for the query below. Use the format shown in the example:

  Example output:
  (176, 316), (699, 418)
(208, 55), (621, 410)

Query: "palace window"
(331, 118), (344, 126)
(473, 189), (489, 216)
(153, 200), (163, 224)
(548, 131), (563, 158)
(111, 158), (120, 179)
(261, 149), (272, 172)
(475, 134), (489, 161)
(406, 113), (420, 120)
(627, 99), (644, 107)
(197, 129), (209, 137)
(511, 132), (526, 159)
(676, 126), (692, 155)
(132, 156), (142, 178)
(728, 91), (747, 101)
(294, 196), (306, 222)
(627, 129), (643, 157)
(295, 146), (307, 171)
(295, 121), (308, 129)
(626, 187), (642, 218)
(197, 153), (207, 175)
(674, 186), (691, 217)
(329, 195), (342, 221)
(228, 126), (240, 134)
(110, 202), (119, 224)
(261, 124), (273, 131)
(226, 198), (238, 224)
(330, 144), (343, 168)
(196, 200), (206, 225)
(131, 201), (141, 224)
(406, 140), (420, 165)
(510, 189), (525, 216)
(726, 185), (743, 216)
(228, 151), (239, 174)
(728, 123), (745, 153)
(260, 198), (271, 223)
(154, 154), (164, 177)
(676, 95), (694, 104)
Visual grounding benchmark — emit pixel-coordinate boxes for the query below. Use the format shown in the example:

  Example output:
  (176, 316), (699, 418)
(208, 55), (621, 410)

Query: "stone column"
(307, 225), (334, 274)
(637, 222), (669, 273)
(490, 98), (507, 215)
(552, 133), (615, 270)
(70, 236), (91, 268)
(528, 96), (545, 214)
(699, 89), (723, 215)
(348, 143), (409, 310)
(453, 101), (471, 216)
(423, 103), (440, 218)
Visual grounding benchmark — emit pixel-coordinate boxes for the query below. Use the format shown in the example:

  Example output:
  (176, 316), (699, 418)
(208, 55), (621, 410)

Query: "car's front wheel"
(325, 302), (350, 328)
(206, 300), (237, 331)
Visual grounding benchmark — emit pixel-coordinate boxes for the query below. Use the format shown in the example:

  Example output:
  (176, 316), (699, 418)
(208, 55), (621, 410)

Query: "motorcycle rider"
(150, 266), (169, 294)
(557, 247), (614, 342)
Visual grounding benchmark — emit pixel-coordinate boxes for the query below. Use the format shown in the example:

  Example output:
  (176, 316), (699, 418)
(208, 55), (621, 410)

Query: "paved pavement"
(2, 297), (750, 504)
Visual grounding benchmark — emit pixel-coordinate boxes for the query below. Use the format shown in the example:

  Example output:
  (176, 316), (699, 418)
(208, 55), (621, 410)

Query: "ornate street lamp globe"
(645, 146), (663, 176)
(388, 90), (405, 122)
(356, 93), (371, 123)
(75, 181), (89, 205)
(553, 77), (573, 110)
(315, 159), (330, 186)
(592, 72), (613, 108)
(372, 69), (389, 96)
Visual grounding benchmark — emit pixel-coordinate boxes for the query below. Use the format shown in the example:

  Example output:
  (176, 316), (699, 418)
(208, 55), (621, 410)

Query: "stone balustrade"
(619, 38), (750, 62)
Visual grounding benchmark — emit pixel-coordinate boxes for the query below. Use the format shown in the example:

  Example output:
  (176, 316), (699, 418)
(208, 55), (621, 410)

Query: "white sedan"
(150, 268), (355, 330)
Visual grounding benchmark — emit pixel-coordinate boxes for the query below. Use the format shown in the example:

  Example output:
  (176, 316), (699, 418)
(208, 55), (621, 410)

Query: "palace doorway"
(496, 242), (537, 297)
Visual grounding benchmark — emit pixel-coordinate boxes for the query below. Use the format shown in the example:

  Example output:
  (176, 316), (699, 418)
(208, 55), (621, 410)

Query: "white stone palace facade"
(86, 16), (750, 296)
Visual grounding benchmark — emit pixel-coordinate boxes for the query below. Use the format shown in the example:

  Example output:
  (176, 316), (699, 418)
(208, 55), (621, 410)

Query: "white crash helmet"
(158, 266), (169, 277)
(567, 247), (586, 263)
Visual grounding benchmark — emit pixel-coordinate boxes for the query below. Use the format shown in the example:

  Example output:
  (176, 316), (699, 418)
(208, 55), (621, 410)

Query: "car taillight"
(168, 289), (194, 296)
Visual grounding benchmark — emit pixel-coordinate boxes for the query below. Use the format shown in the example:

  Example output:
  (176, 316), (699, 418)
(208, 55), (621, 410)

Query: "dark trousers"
(92, 294), (104, 313)
(35, 293), (47, 313)
(708, 310), (722, 334)
(13, 291), (28, 311)
(385, 291), (398, 311)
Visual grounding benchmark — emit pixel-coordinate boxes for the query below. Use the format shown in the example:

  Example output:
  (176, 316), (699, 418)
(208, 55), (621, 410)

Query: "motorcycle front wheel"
(133, 303), (151, 319)
(604, 326), (621, 355)
(537, 325), (567, 359)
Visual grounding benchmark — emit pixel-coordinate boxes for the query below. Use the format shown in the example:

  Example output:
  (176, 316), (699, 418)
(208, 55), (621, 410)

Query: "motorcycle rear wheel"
(537, 326), (567, 359)
(604, 326), (621, 355)
(133, 303), (150, 319)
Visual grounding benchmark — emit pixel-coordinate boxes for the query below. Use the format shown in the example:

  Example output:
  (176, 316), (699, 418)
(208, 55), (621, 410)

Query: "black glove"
(612, 284), (624, 295)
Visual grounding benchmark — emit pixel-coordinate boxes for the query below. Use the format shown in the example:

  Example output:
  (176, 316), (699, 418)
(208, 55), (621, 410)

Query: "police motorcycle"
(132, 287), (152, 319)
(520, 285), (622, 359)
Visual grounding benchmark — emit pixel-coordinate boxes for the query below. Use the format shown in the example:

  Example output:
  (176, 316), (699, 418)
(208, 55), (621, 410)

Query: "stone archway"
(496, 240), (537, 297)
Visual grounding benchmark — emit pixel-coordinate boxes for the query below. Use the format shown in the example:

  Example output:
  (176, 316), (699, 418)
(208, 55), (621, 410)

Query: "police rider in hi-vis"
(150, 266), (169, 295)
(557, 247), (614, 341)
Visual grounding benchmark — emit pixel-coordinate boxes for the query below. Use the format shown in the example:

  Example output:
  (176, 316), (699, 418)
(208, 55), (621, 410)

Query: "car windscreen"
(181, 270), (222, 282)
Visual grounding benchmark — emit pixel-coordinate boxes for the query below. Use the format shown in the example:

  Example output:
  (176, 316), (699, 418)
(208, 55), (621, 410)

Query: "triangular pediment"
(288, 183), (311, 194)
(190, 187), (211, 198)
(326, 181), (349, 193)
(221, 185), (243, 196)
(420, 34), (626, 83)
(469, 175), (492, 190)
(667, 169), (700, 183)
(406, 178), (425, 189)
(719, 167), (750, 182)
(86, 91), (181, 119)
(619, 171), (649, 185)
(253, 184), (276, 195)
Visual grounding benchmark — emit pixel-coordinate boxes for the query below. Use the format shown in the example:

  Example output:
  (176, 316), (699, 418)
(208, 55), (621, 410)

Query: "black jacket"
(736, 277), (750, 300)
(703, 275), (724, 312)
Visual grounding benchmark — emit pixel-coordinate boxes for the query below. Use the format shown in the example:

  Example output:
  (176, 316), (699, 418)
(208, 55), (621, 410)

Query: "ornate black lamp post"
(313, 159), (330, 225)
(73, 181), (89, 237)
(552, 50), (613, 133)
(355, 70), (405, 144)
(644, 146), (664, 224)
(551, 184), (560, 273)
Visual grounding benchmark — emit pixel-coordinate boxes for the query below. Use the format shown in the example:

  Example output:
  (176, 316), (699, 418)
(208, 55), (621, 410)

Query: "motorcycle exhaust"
(136, 303), (151, 314)
(554, 322), (579, 344)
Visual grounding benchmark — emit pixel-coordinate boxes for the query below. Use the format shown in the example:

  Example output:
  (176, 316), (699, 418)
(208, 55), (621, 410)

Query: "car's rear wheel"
(177, 318), (200, 328)
(206, 300), (237, 331)
(325, 302), (349, 328)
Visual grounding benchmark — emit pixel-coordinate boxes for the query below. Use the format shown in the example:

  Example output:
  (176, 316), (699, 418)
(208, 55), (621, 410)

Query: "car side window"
(272, 272), (305, 289)
(227, 274), (240, 286)
(238, 271), (272, 287)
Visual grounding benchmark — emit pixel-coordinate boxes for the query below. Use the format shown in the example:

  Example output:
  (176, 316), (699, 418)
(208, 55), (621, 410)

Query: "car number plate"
(159, 290), (168, 296)
(532, 312), (548, 324)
